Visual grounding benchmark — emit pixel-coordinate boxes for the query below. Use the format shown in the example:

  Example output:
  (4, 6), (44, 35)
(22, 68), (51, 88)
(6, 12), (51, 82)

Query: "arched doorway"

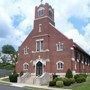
(36, 61), (43, 76)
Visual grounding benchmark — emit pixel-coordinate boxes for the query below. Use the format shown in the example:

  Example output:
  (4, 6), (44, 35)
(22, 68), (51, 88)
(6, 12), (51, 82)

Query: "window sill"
(32, 49), (49, 53)
(57, 49), (63, 51)
(57, 68), (63, 70)
(24, 53), (29, 55)
(23, 69), (29, 71)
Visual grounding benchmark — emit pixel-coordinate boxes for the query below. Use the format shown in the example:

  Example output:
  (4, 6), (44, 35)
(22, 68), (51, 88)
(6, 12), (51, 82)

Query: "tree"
(2, 45), (18, 73)
(2, 45), (16, 54)
(65, 69), (73, 78)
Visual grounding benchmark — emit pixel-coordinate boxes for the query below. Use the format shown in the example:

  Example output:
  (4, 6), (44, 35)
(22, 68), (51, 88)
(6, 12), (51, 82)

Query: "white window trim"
(37, 7), (45, 12)
(39, 24), (42, 32)
(56, 61), (64, 70)
(37, 7), (45, 17)
(49, 8), (53, 13)
(24, 46), (29, 55)
(36, 39), (44, 52)
(56, 42), (64, 51)
(23, 62), (29, 70)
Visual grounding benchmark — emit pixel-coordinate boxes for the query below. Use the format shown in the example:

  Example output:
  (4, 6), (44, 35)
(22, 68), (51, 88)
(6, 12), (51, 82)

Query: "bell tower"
(34, 3), (55, 30)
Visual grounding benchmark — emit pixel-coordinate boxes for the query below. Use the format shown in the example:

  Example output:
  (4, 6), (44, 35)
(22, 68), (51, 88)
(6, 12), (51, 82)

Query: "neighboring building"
(16, 3), (90, 85)
(0, 52), (12, 64)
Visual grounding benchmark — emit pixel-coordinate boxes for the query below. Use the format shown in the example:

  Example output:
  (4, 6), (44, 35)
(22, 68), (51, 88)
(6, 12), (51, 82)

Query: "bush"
(63, 78), (72, 86)
(74, 74), (87, 83)
(75, 77), (86, 83)
(54, 77), (63, 82)
(65, 69), (73, 78)
(49, 80), (56, 86)
(74, 74), (80, 80)
(79, 73), (87, 78)
(49, 77), (63, 87)
(52, 74), (58, 80)
(9, 73), (18, 82)
(69, 78), (75, 84)
(56, 81), (63, 87)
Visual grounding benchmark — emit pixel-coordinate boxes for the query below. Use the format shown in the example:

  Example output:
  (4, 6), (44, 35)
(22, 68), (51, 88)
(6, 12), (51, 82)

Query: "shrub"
(74, 74), (80, 80)
(56, 81), (64, 87)
(9, 73), (18, 82)
(49, 80), (56, 86)
(52, 74), (58, 80)
(79, 73), (87, 78)
(63, 78), (72, 86)
(54, 77), (63, 82)
(75, 77), (86, 83)
(74, 74), (87, 83)
(65, 69), (73, 78)
(69, 78), (75, 84)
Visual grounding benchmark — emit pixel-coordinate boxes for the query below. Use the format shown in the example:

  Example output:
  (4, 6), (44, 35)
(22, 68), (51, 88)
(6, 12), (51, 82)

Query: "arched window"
(49, 10), (53, 19)
(56, 61), (64, 70)
(38, 7), (45, 17)
(49, 8), (53, 19)
(23, 63), (29, 70)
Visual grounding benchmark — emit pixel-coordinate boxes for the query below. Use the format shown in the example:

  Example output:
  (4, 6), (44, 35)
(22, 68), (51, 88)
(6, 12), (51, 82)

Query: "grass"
(63, 74), (90, 90)
(0, 74), (90, 90)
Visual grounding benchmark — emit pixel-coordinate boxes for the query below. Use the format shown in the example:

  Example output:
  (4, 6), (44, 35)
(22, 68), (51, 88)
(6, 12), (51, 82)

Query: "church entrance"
(36, 61), (43, 76)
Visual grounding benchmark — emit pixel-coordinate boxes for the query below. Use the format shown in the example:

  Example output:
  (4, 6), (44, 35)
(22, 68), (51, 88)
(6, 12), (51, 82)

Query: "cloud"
(0, 7), (12, 38)
(0, 0), (90, 55)
(53, 0), (90, 54)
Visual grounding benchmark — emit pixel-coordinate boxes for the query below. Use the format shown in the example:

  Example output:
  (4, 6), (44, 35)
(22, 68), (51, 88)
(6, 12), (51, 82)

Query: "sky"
(0, 0), (90, 54)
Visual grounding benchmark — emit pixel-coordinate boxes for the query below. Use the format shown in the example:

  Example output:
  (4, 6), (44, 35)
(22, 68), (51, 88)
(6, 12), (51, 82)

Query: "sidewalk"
(0, 77), (71, 90)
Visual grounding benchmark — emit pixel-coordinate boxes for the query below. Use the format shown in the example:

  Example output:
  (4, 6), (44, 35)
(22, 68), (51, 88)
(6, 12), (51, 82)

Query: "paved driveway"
(0, 84), (27, 90)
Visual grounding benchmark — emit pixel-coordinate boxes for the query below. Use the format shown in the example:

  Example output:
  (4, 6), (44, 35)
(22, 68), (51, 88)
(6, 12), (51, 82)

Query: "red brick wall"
(16, 3), (90, 74)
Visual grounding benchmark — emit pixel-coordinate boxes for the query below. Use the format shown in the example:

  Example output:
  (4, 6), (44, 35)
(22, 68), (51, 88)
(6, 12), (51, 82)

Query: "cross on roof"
(41, 0), (43, 4)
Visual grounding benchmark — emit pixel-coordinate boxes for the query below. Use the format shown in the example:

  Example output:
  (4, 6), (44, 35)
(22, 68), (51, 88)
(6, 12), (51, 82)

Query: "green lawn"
(64, 74), (90, 90)
(1, 75), (90, 90)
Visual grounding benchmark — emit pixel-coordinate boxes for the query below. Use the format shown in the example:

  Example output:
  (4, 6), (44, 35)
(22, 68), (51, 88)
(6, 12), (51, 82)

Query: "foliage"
(63, 77), (72, 86)
(9, 72), (18, 82)
(74, 73), (87, 83)
(56, 81), (64, 87)
(2, 45), (16, 54)
(0, 63), (14, 70)
(52, 74), (58, 80)
(75, 76), (86, 83)
(49, 77), (63, 87)
(2, 44), (18, 73)
(79, 73), (87, 78)
(54, 77), (63, 82)
(69, 78), (75, 84)
(49, 80), (56, 86)
(65, 69), (73, 78)
(74, 74), (80, 80)
(72, 75), (90, 90)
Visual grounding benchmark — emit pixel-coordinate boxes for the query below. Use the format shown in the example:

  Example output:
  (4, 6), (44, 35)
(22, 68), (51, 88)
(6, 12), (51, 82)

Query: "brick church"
(16, 3), (90, 85)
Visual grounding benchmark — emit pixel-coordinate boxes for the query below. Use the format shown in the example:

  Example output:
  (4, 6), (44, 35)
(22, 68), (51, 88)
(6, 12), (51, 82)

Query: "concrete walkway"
(11, 83), (71, 90)
(0, 77), (71, 90)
